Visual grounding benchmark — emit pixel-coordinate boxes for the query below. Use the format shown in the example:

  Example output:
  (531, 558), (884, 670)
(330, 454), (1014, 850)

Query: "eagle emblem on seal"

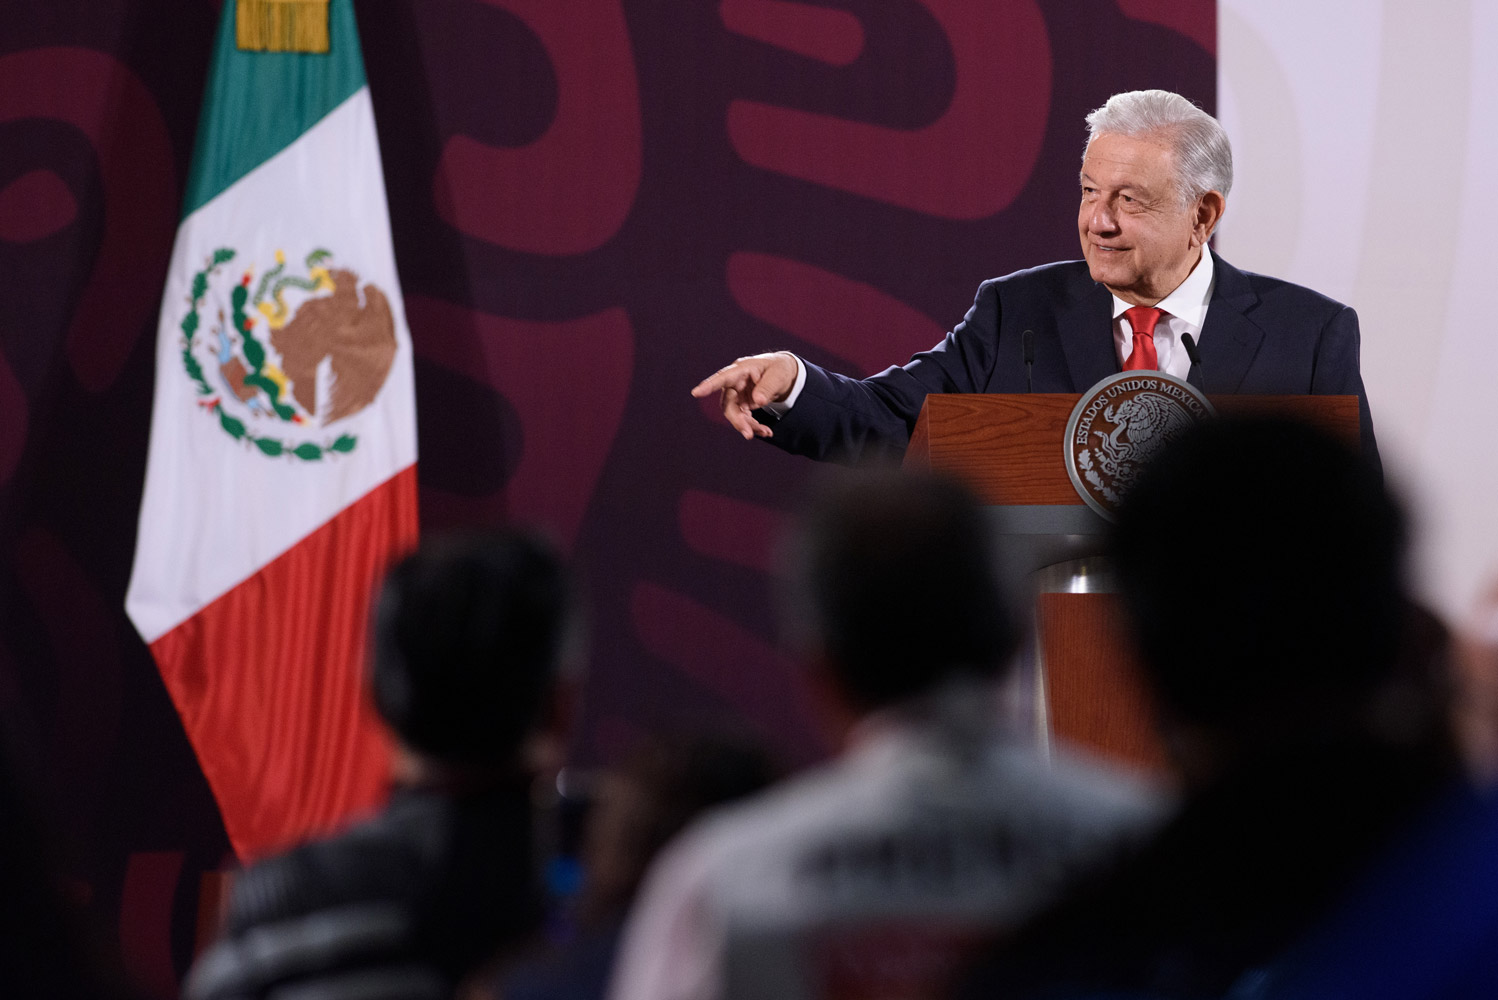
(1065, 372), (1215, 519)
(177, 247), (397, 461)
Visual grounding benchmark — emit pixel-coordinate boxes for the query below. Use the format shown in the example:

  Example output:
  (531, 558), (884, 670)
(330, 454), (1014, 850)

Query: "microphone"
(1022, 329), (1035, 393)
(1181, 332), (1204, 391)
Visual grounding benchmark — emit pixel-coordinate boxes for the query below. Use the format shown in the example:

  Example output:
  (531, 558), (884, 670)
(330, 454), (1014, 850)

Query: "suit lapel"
(1195, 251), (1263, 393)
(1055, 271), (1117, 392)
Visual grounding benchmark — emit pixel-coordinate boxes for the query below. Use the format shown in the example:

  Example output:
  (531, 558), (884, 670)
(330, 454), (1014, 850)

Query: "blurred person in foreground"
(495, 735), (780, 1000)
(964, 416), (1498, 1000)
(606, 470), (1168, 1000)
(187, 530), (575, 1000)
(1454, 579), (1498, 785)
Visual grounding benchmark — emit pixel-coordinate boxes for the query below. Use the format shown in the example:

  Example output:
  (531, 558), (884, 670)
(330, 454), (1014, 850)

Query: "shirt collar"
(1110, 246), (1216, 331)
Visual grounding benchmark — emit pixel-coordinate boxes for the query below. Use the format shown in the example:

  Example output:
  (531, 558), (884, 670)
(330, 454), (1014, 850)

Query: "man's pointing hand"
(691, 352), (799, 440)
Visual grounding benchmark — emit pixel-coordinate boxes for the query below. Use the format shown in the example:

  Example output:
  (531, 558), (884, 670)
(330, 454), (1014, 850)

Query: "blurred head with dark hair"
(1110, 415), (1424, 770)
(787, 469), (1019, 714)
(371, 529), (572, 773)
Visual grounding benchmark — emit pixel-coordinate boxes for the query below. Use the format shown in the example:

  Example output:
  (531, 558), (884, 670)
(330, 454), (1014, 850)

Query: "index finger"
(691, 361), (753, 398)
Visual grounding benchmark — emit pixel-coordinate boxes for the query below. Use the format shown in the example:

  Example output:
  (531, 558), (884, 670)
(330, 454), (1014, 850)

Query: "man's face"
(1078, 131), (1206, 306)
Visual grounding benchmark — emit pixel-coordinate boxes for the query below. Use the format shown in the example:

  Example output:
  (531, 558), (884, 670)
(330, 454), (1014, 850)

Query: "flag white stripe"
(126, 87), (416, 643)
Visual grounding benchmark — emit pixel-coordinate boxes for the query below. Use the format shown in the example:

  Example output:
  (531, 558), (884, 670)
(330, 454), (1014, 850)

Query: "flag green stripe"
(182, 0), (367, 219)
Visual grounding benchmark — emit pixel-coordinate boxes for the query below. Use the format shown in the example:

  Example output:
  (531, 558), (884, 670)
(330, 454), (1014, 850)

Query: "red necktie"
(1122, 306), (1163, 371)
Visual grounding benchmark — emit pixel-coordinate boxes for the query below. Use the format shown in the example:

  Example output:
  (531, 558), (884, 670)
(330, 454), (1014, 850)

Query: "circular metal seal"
(1064, 371), (1215, 521)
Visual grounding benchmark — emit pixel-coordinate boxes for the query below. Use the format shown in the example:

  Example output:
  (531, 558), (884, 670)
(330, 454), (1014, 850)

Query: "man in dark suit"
(692, 89), (1377, 468)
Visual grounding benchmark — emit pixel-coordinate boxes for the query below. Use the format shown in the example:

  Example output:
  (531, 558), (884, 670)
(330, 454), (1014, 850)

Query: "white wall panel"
(1219, 0), (1496, 618)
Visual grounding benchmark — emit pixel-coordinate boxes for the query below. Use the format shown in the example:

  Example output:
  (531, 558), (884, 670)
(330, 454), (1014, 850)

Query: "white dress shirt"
(1112, 247), (1216, 379)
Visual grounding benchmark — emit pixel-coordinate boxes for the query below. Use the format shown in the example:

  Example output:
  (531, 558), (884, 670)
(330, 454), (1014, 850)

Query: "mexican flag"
(126, 0), (418, 860)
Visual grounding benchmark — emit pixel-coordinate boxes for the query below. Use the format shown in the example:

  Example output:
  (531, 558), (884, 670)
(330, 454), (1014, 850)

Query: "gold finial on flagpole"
(236, 0), (331, 53)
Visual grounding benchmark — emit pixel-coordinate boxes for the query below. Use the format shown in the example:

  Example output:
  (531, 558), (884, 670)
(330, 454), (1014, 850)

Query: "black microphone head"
(1181, 331), (1202, 365)
(1022, 329), (1035, 363)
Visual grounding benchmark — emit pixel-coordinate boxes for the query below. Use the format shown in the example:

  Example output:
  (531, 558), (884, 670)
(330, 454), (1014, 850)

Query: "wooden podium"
(904, 393), (1360, 774)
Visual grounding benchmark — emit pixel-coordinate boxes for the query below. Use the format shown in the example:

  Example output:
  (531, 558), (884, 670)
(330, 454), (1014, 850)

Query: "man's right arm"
(690, 276), (1011, 462)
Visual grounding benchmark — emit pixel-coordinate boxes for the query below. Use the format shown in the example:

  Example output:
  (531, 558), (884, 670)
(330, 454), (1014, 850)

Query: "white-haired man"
(692, 89), (1377, 468)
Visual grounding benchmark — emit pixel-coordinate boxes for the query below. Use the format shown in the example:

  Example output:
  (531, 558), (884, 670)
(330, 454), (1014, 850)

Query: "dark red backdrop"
(0, 1), (1213, 993)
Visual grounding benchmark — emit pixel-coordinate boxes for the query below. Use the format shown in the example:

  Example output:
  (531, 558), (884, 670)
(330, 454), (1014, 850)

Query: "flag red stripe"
(149, 465), (419, 860)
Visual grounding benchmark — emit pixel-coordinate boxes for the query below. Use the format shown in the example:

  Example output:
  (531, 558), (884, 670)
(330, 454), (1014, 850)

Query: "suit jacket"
(769, 251), (1378, 470)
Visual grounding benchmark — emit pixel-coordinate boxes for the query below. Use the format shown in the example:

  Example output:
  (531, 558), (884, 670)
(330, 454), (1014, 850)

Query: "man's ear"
(524, 677), (579, 776)
(1192, 190), (1226, 246)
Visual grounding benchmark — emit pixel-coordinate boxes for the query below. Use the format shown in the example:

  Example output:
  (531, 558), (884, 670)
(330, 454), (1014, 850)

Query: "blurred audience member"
(1455, 579), (1498, 783)
(187, 530), (575, 1000)
(497, 735), (779, 1000)
(965, 416), (1496, 999)
(606, 470), (1167, 1000)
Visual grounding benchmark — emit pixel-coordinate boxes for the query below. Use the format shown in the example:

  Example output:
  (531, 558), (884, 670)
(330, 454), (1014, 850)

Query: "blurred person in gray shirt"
(607, 469), (1167, 1000)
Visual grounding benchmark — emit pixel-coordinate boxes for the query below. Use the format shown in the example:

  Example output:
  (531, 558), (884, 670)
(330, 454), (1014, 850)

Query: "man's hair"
(1085, 89), (1233, 204)
(787, 469), (1020, 712)
(370, 529), (571, 766)
(1110, 416), (1405, 736)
